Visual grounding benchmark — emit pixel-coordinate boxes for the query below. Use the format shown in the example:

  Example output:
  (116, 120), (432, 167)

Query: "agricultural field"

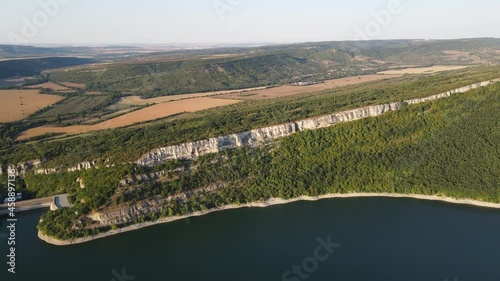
(80, 108), (138, 125)
(0, 89), (63, 123)
(30, 94), (119, 120)
(59, 82), (86, 89)
(442, 49), (500, 64)
(25, 82), (72, 92)
(110, 86), (266, 109)
(378, 65), (468, 75)
(5, 65), (500, 167)
(20, 73), (403, 137)
(217, 74), (402, 100)
(18, 97), (241, 139)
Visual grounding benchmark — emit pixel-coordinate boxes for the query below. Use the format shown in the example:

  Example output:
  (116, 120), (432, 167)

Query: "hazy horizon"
(1, 0), (500, 45)
(2, 37), (500, 48)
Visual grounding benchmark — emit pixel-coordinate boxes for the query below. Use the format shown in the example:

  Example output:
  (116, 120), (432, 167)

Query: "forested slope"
(2, 66), (499, 168)
(37, 82), (500, 239)
(46, 38), (500, 96)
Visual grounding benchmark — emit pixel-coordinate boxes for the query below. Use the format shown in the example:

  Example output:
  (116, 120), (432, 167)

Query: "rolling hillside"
(47, 38), (500, 97)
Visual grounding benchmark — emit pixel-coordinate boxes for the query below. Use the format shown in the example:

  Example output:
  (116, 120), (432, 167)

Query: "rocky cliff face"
(119, 170), (167, 187)
(91, 183), (223, 225)
(2, 160), (100, 177)
(136, 79), (499, 167)
(136, 102), (403, 166)
(0, 160), (41, 177)
(89, 198), (168, 225)
(3, 160), (98, 177)
(405, 80), (495, 105)
(67, 161), (96, 172)
(4, 79), (498, 175)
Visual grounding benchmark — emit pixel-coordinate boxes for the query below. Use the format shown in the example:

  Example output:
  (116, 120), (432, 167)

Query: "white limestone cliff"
(0, 160), (41, 177)
(135, 102), (403, 166)
(67, 161), (96, 172)
(136, 79), (499, 167)
(4, 79), (498, 174)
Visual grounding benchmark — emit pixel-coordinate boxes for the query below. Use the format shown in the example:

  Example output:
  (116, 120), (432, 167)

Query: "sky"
(1, 0), (499, 45)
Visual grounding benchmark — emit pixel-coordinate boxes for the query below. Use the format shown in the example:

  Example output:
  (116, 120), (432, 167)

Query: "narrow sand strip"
(38, 193), (500, 246)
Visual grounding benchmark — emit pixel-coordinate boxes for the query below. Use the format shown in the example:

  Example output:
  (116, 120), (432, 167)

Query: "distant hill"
(46, 38), (500, 97)
(48, 51), (367, 97)
(0, 45), (62, 58)
(0, 57), (96, 79)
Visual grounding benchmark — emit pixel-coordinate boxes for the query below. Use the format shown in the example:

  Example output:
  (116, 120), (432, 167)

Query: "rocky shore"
(38, 193), (500, 246)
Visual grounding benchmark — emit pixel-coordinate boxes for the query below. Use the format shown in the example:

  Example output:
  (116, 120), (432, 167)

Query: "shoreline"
(38, 193), (500, 246)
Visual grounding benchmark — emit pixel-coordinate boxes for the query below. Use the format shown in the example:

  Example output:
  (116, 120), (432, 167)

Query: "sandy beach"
(38, 193), (500, 246)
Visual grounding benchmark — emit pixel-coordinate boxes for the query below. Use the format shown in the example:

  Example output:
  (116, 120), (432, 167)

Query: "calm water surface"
(1, 197), (500, 281)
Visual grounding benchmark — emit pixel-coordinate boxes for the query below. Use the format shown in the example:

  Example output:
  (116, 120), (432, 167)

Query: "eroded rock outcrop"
(92, 183), (224, 225)
(34, 168), (57, 175)
(4, 160), (100, 177)
(119, 170), (167, 186)
(67, 161), (96, 172)
(0, 160), (41, 177)
(76, 178), (85, 189)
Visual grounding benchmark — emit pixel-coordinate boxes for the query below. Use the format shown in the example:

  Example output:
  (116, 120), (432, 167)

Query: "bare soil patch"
(216, 74), (401, 100)
(0, 90), (63, 123)
(378, 65), (469, 75)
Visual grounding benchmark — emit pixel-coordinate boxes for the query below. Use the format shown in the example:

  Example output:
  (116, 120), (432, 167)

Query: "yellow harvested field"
(18, 97), (241, 139)
(217, 74), (402, 100)
(25, 82), (71, 91)
(112, 86), (267, 108)
(378, 65), (469, 75)
(59, 82), (86, 89)
(0, 90), (63, 123)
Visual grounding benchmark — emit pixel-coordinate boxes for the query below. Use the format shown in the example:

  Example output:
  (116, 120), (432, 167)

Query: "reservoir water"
(1, 197), (500, 281)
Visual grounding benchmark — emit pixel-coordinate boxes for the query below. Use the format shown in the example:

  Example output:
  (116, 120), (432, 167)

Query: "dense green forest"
(2, 66), (500, 168)
(37, 82), (500, 239)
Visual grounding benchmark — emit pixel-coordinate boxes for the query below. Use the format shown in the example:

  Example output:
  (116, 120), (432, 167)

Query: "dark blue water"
(1, 197), (500, 281)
